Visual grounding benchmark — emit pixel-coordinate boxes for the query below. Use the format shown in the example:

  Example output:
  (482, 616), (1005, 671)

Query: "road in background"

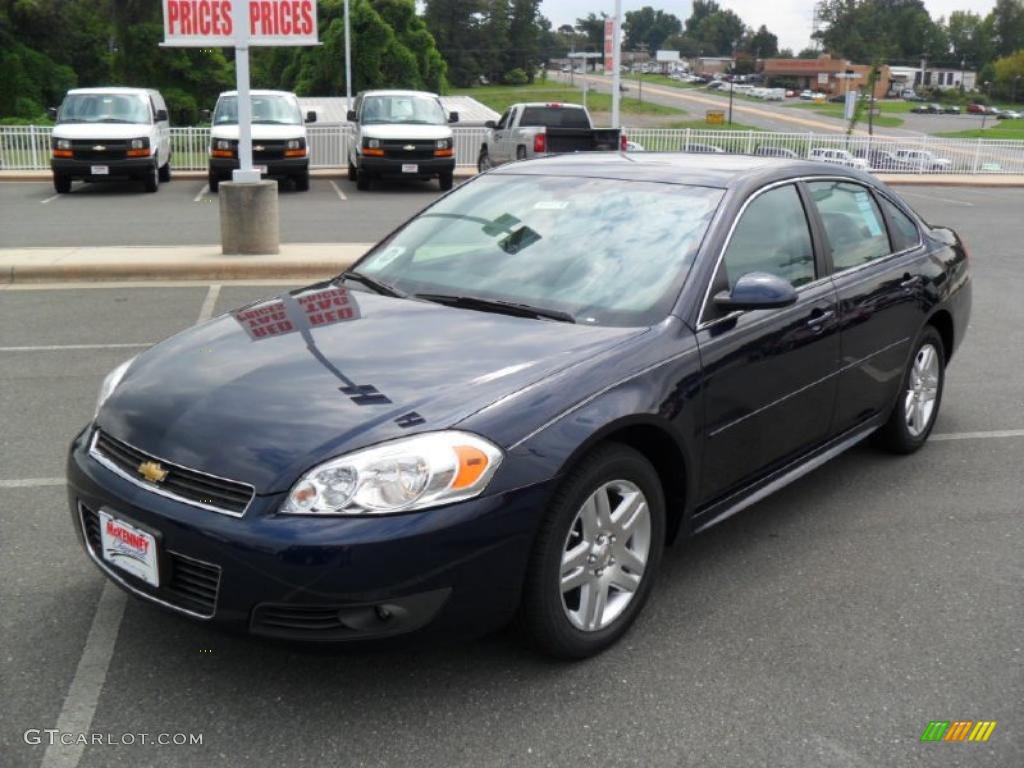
(1, 188), (1022, 768)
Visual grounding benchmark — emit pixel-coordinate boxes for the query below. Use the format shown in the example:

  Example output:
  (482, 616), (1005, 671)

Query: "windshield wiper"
(341, 270), (407, 298)
(415, 293), (575, 323)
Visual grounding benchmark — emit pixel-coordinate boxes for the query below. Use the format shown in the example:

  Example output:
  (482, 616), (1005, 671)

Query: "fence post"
(29, 125), (41, 170)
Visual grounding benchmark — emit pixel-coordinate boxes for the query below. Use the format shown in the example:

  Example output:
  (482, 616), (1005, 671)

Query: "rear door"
(489, 108), (512, 164)
(696, 182), (840, 503)
(804, 179), (928, 436)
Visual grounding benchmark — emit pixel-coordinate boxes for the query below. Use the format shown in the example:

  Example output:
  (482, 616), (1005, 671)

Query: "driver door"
(696, 182), (840, 504)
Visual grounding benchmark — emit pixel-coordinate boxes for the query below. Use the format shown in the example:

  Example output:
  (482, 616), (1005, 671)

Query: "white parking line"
(329, 179), (347, 201)
(931, 429), (1024, 441)
(40, 192), (62, 205)
(193, 184), (210, 202)
(900, 190), (975, 207)
(0, 343), (150, 352)
(40, 583), (127, 768)
(197, 283), (221, 322)
(0, 477), (64, 488)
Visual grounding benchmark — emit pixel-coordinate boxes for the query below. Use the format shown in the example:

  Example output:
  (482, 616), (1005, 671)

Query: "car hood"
(99, 283), (642, 494)
(359, 124), (452, 141)
(210, 124), (305, 141)
(52, 123), (154, 140)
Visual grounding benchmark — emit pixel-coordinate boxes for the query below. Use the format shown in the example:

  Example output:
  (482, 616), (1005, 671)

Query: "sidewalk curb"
(3, 260), (354, 283)
(0, 168), (480, 182)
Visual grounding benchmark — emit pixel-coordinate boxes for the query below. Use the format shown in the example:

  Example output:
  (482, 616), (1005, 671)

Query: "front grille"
(379, 140), (437, 160)
(91, 430), (254, 516)
(252, 140), (286, 160)
(71, 140), (129, 161)
(253, 605), (350, 634)
(79, 502), (221, 618)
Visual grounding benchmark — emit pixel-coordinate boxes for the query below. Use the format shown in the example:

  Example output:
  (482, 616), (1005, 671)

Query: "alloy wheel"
(905, 343), (940, 437)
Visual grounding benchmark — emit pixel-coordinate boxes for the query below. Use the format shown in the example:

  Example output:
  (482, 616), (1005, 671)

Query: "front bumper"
(358, 155), (455, 177)
(208, 156), (309, 179)
(66, 427), (549, 642)
(51, 156), (155, 180)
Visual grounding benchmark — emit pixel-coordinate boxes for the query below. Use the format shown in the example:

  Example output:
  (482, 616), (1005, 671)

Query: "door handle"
(806, 308), (835, 333)
(900, 274), (922, 293)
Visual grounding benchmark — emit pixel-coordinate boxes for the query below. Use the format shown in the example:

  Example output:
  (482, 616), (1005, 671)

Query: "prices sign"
(162, 0), (319, 47)
(604, 18), (615, 76)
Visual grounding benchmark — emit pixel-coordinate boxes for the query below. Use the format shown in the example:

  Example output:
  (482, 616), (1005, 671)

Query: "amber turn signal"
(433, 148), (454, 157)
(52, 149), (73, 158)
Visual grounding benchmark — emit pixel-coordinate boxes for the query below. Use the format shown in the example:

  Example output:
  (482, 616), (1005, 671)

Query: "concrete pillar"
(219, 181), (279, 255)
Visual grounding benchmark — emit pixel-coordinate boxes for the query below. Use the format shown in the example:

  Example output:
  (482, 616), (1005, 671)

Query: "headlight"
(54, 139), (71, 150)
(215, 139), (232, 150)
(281, 431), (503, 516)
(94, 358), (134, 419)
(130, 138), (149, 149)
(435, 138), (452, 149)
(365, 138), (380, 149)
(286, 138), (302, 149)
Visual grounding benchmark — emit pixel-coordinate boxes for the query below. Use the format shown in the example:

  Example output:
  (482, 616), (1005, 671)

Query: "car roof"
(513, 102), (588, 108)
(218, 90), (297, 98)
(490, 152), (872, 190)
(358, 90), (441, 98)
(67, 87), (155, 96)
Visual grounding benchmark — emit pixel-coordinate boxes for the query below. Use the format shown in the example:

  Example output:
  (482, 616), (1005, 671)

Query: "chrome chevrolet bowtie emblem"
(137, 461), (169, 484)
(92, 145), (106, 151)
(403, 144), (416, 151)
(253, 145), (265, 152)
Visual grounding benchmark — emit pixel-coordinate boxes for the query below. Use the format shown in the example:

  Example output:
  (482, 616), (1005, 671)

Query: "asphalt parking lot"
(0, 176), (446, 248)
(1, 187), (1022, 768)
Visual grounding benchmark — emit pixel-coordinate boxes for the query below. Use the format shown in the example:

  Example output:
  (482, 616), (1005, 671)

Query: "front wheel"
(294, 170), (310, 191)
(518, 444), (665, 659)
(143, 163), (159, 193)
(53, 173), (71, 194)
(158, 160), (172, 182)
(438, 171), (453, 191)
(347, 162), (357, 182)
(875, 326), (945, 453)
(355, 169), (370, 191)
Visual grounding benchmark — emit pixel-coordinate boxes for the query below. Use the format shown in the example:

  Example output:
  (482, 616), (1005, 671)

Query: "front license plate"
(91, 165), (109, 175)
(402, 163), (418, 174)
(98, 511), (159, 587)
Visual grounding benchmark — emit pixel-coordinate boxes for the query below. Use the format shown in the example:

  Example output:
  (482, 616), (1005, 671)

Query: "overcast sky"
(540, 1), (997, 54)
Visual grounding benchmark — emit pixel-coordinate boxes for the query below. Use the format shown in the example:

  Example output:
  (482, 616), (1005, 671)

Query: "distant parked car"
(996, 109), (1022, 119)
(966, 103), (995, 115)
(911, 103), (943, 114)
(828, 94), (847, 104)
(942, 105), (961, 114)
(754, 146), (799, 159)
(893, 149), (952, 172)
(681, 142), (725, 154)
(799, 90), (814, 100)
(785, 89), (796, 98)
(853, 149), (910, 172)
(809, 148), (870, 170)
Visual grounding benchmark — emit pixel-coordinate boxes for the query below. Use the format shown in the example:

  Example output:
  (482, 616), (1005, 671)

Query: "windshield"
(57, 93), (151, 124)
(214, 95), (301, 125)
(357, 175), (722, 327)
(360, 95), (447, 125)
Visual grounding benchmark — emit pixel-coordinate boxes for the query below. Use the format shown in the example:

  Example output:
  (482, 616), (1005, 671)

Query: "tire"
(477, 147), (491, 173)
(518, 443), (666, 659)
(874, 326), (945, 454)
(348, 162), (357, 182)
(356, 169), (370, 191)
(158, 160), (172, 182)
(53, 174), (71, 194)
(143, 163), (159, 193)
(439, 171), (453, 191)
(516, 146), (527, 161)
(208, 172), (219, 193)
(294, 170), (310, 191)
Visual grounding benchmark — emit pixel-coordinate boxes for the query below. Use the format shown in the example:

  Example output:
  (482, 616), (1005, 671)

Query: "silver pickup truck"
(476, 102), (623, 171)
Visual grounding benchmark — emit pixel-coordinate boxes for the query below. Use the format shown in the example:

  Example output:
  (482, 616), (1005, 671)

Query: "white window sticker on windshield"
(533, 201), (569, 210)
(855, 194), (883, 237)
(373, 246), (405, 268)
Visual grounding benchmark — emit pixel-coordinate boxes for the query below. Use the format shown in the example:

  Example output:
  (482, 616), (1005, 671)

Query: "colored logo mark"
(920, 720), (997, 742)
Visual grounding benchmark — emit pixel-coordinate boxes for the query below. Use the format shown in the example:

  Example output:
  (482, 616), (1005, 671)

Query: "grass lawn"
(934, 119), (1024, 139)
(783, 101), (904, 127)
(450, 81), (684, 117)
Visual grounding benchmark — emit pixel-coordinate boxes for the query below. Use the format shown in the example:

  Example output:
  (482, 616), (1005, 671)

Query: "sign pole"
(610, 0), (622, 129)
(344, 0), (353, 110)
(232, 0), (260, 183)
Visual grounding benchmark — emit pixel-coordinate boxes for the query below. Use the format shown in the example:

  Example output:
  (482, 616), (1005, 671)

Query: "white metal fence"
(2, 124), (1022, 175)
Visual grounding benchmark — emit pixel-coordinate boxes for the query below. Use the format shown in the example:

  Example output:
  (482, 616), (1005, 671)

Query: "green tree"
(424, 0), (485, 87)
(624, 7), (682, 53)
(744, 25), (779, 58)
(991, 0), (1024, 56)
(508, 0), (541, 79)
(574, 12), (606, 53)
(992, 49), (1024, 100)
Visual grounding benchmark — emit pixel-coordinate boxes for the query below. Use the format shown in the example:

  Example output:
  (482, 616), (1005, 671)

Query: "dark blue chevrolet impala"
(68, 154), (971, 658)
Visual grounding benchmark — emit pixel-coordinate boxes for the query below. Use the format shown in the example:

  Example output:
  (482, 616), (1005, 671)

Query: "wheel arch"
(926, 309), (954, 365)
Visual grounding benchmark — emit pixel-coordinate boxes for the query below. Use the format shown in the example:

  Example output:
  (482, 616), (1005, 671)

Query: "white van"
(50, 88), (171, 194)
(208, 90), (316, 192)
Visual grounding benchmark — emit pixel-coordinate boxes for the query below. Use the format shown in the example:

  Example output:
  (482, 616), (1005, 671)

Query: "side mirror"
(448, 111), (460, 124)
(305, 110), (317, 123)
(484, 120), (496, 129)
(346, 109), (357, 122)
(48, 106), (58, 120)
(200, 108), (212, 121)
(713, 272), (798, 311)
(155, 109), (168, 122)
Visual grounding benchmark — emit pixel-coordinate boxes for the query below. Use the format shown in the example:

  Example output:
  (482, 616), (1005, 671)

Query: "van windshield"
(58, 94), (151, 124)
(360, 95), (447, 125)
(214, 95), (302, 125)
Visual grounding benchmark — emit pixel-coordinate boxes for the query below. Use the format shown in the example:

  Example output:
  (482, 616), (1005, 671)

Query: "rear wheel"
(518, 444), (665, 659)
(439, 171), (453, 191)
(516, 146), (527, 161)
(143, 163), (159, 193)
(477, 147), (492, 172)
(53, 173), (71, 194)
(875, 326), (945, 453)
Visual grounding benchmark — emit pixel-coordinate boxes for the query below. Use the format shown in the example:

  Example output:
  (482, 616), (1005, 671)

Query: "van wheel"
(143, 163), (159, 193)
(294, 170), (310, 191)
(356, 169), (370, 191)
(518, 443), (665, 659)
(53, 174), (71, 194)
(348, 162), (357, 182)
(439, 171), (454, 191)
(158, 159), (172, 182)
(208, 172), (219, 193)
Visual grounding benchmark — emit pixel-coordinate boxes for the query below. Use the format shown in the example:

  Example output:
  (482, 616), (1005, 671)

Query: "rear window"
(519, 107), (590, 129)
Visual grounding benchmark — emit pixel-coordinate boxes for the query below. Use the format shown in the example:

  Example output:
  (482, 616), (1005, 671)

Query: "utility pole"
(611, 0), (622, 129)
(728, 41), (737, 125)
(344, 0), (352, 110)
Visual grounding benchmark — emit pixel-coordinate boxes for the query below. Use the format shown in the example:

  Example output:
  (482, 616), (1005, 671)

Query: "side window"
(495, 109), (510, 130)
(719, 184), (816, 292)
(879, 196), (920, 252)
(807, 181), (890, 271)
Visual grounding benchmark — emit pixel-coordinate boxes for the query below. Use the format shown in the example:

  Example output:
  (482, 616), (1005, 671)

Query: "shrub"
(503, 68), (529, 86)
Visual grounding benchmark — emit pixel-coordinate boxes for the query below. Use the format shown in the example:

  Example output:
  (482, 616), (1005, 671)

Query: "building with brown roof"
(761, 54), (891, 100)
